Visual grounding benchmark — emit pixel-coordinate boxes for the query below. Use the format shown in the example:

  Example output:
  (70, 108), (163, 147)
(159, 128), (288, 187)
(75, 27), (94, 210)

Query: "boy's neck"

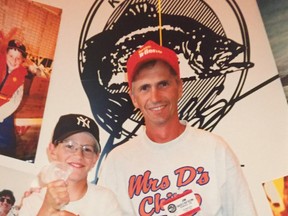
(67, 180), (88, 201)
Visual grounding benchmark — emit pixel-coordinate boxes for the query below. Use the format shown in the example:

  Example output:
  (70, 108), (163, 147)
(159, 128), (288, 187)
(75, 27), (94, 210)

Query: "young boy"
(0, 39), (27, 156)
(19, 113), (121, 216)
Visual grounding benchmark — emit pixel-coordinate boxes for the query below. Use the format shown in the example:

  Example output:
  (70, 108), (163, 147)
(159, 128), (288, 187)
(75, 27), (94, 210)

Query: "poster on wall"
(0, 0), (288, 215)
(263, 175), (288, 216)
(0, 165), (35, 216)
(75, 0), (288, 181)
(0, 0), (62, 162)
(78, 0), (258, 176)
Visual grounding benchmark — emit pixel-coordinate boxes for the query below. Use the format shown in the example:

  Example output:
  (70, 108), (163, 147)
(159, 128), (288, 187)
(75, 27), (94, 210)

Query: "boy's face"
(0, 196), (12, 215)
(6, 48), (24, 72)
(49, 132), (99, 183)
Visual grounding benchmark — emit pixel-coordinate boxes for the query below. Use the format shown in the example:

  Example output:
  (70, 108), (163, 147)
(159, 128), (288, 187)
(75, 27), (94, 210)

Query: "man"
(19, 113), (121, 216)
(0, 39), (27, 157)
(0, 189), (15, 216)
(98, 40), (257, 215)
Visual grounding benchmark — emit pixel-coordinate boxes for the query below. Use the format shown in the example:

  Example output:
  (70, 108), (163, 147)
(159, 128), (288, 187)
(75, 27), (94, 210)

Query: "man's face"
(130, 60), (182, 127)
(6, 48), (24, 72)
(0, 196), (13, 215)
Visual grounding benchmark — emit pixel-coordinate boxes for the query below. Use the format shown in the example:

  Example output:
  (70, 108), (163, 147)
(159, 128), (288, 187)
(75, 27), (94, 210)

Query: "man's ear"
(129, 91), (139, 108)
(178, 78), (183, 98)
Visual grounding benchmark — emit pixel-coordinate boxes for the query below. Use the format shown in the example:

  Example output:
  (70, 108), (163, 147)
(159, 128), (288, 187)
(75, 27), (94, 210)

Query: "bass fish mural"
(78, 0), (260, 181)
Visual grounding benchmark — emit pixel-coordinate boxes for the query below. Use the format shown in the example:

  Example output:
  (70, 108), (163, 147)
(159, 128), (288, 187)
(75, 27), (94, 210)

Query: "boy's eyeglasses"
(0, 197), (12, 205)
(56, 140), (97, 159)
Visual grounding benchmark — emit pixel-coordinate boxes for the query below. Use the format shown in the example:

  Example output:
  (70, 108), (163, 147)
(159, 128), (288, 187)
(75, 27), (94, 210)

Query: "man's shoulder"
(187, 126), (228, 147)
(187, 126), (219, 138)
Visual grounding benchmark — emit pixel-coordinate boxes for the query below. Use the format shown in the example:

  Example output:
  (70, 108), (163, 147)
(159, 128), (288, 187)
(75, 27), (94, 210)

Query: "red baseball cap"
(126, 40), (179, 88)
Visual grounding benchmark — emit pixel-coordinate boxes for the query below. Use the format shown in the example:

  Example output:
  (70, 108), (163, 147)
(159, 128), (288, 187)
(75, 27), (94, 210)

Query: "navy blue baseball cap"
(52, 114), (101, 153)
(8, 39), (27, 58)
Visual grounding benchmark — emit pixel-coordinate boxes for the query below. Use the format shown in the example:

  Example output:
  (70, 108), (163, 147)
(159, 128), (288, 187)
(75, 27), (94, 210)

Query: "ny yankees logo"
(76, 116), (91, 129)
